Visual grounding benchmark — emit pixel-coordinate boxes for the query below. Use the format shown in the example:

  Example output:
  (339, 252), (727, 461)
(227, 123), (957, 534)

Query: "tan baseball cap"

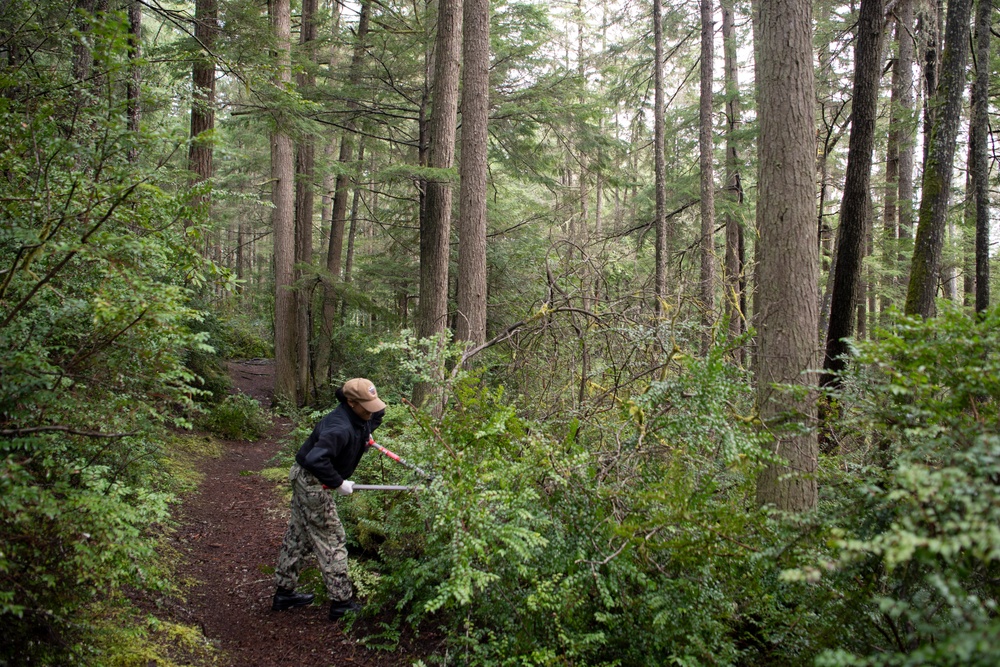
(342, 378), (387, 412)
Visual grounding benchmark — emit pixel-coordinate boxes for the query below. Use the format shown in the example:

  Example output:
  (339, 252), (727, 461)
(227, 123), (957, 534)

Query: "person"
(271, 378), (387, 620)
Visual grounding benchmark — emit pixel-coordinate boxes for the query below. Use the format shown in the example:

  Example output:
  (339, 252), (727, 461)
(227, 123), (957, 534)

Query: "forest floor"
(153, 359), (434, 666)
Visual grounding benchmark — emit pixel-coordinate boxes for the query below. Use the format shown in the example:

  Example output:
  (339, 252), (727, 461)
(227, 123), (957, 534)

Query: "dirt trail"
(163, 360), (421, 666)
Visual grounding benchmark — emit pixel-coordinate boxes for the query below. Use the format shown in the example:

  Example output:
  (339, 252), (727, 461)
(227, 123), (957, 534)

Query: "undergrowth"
(326, 311), (1000, 666)
(196, 393), (272, 441)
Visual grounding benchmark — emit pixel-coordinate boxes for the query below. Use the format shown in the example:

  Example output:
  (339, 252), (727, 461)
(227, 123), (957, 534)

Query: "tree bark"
(754, 0), (819, 511)
(417, 0), (462, 340)
(413, 0), (462, 409)
(821, 0), (886, 386)
(905, 0), (974, 317)
(271, 0), (297, 405)
(653, 0), (668, 315)
(295, 0), (318, 402)
(896, 0), (916, 292)
(698, 0), (716, 353)
(722, 0), (744, 361)
(340, 144), (365, 323)
(970, 0), (991, 313)
(72, 0), (98, 85)
(922, 0), (943, 170)
(188, 0), (217, 232)
(883, 0), (915, 312)
(343, 143), (365, 288)
(318, 3), (342, 256)
(455, 0), (489, 345)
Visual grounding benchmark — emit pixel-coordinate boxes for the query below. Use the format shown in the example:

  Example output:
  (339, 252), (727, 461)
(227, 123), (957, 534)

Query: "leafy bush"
(0, 6), (229, 662)
(800, 306), (1000, 667)
(355, 338), (783, 665)
(197, 393), (271, 441)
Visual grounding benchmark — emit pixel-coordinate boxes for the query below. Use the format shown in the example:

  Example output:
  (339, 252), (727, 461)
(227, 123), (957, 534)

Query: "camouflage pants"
(274, 464), (353, 602)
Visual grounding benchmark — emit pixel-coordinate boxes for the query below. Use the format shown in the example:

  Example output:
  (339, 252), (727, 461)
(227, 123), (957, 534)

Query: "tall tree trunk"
(341, 141), (365, 322)
(237, 219), (247, 292)
(754, 0), (819, 511)
(905, 0), (974, 317)
(455, 0), (489, 346)
(722, 0), (744, 361)
(971, 0), (992, 314)
(72, 0), (98, 85)
(883, 0), (915, 313)
(314, 0), (370, 386)
(271, 0), (297, 405)
(821, 0), (886, 386)
(698, 0), (716, 353)
(188, 0), (217, 230)
(575, 0), (588, 260)
(318, 3), (343, 256)
(919, 0), (942, 173)
(414, 0), (462, 408)
(897, 0), (916, 293)
(126, 0), (141, 163)
(942, 222), (960, 300)
(653, 0), (668, 315)
(295, 0), (318, 402)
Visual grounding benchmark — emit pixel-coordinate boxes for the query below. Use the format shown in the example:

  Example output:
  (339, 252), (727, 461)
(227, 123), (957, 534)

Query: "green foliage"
(197, 393), (272, 441)
(353, 309), (1000, 667)
(354, 337), (784, 665)
(0, 5), (231, 662)
(800, 306), (1000, 666)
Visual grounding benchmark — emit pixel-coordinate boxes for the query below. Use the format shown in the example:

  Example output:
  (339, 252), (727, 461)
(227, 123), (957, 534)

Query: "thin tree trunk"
(237, 219), (247, 292)
(271, 0), (297, 405)
(971, 0), (992, 313)
(722, 0), (744, 361)
(341, 141), (365, 322)
(698, 0), (716, 352)
(314, 1), (370, 386)
(326, 1), (370, 282)
(318, 3), (343, 255)
(754, 0), (819, 511)
(126, 0), (141, 163)
(943, 221), (960, 301)
(883, 8), (903, 313)
(821, 0), (885, 386)
(905, 0), (974, 317)
(653, 0), (668, 315)
(455, 0), (489, 345)
(964, 161), (976, 306)
(897, 0), (916, 293)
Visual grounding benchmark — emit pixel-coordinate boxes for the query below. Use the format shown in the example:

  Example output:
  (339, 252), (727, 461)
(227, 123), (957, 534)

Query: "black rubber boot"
(328, 599), (362, 620)
(271, 587), (315, 611)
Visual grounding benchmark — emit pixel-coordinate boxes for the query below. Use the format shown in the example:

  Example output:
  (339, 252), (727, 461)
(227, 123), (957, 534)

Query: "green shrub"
(0, 8), (230, 660)
(197, 393), (271, 441)
(359, 343), (780, 665)
(799, 306), (1000, 666)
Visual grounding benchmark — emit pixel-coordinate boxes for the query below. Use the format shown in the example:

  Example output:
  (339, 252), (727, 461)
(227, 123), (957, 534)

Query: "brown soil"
(159, 360), (435, 666)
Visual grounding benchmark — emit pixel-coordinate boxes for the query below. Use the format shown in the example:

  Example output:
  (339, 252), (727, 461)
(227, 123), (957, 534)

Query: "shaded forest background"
(2, 0), (1000, 664)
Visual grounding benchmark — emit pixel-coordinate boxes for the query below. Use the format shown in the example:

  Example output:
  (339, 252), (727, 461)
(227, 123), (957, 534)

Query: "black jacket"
(295, 402), (385, 489)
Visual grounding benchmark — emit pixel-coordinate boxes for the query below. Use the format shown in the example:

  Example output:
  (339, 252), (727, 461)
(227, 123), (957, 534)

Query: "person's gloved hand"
(336, 480), (354, 495)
